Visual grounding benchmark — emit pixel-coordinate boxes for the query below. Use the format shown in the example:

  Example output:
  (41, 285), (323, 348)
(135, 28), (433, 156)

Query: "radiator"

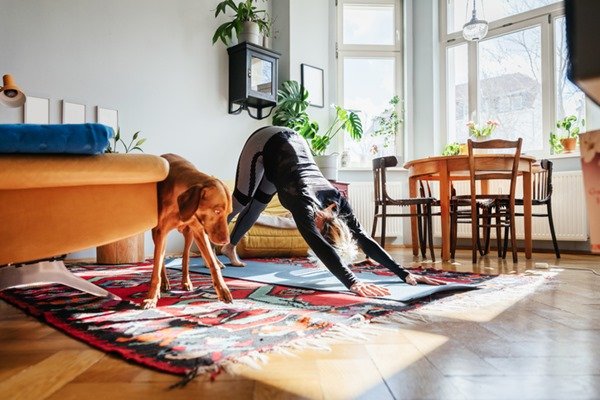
(348, 181), (403, 237)
(346, 171), (588, 242)
(431, 171), (589, 241)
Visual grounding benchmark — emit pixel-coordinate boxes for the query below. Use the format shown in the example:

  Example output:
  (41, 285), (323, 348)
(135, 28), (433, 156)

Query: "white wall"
(272, 0), (331, 134)
(0, 0), (272, 257)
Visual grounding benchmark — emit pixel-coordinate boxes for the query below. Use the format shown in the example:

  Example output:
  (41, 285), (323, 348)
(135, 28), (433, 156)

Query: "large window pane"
(555, 16), (586, 124)
(343, 4), (395, 45)
(447, 0), (560, 34)
(343, 57), (396, 165)
(478, 26), (542, 151)
(447, 44), (469, 143)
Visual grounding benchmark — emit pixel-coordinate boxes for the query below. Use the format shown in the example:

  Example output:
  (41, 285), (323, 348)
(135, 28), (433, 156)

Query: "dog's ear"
(177, 185), (205, 222)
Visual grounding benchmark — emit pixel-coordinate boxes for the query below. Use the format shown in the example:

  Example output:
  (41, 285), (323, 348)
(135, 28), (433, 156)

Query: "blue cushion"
(0, 124), (113, 155)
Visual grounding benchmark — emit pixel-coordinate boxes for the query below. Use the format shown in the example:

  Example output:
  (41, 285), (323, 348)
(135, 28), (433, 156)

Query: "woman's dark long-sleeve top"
(262, 129), (410, 289)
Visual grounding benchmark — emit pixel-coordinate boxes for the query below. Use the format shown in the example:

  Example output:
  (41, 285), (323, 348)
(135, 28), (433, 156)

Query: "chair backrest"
(467, 138), (523, 204)
(372, 156), (398, 205)
(532, 159), (553, 202)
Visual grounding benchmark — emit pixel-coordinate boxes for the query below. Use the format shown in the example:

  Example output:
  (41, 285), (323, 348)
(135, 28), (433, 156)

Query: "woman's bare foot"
(221, 243), (246, 267)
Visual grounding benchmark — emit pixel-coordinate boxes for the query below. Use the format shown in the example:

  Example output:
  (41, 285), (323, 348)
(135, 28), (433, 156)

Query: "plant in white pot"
(273, 80), (363, 180)
(212, 0), (268, 46)
(308, 105), (363, 180)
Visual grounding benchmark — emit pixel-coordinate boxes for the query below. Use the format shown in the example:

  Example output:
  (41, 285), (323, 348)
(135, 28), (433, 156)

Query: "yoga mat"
(166, 256), (479, 303)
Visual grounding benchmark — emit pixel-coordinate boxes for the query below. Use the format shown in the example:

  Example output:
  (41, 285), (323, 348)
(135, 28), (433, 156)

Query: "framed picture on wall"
(96, 106), (119, 132)
(62, 101), (86, 124)
(24, 96), (50, 124)
(301, 64), (324, 108)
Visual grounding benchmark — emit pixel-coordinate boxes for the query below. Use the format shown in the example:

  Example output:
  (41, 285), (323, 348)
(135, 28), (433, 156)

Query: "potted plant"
(549, 115), (585, 154)
(442, 142), (461, 156)
(273, 80), (363, 180)
(212, 0), (268, 46)
(466, 119), (499, 140)
(97, 129), (148, 264)
(371, 95), (403, 150)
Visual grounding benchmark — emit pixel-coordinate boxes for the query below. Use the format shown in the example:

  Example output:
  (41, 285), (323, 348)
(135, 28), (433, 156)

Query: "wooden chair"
(372, 156), (436, 261)
(508, 159), (560, 258)
(449, 186), (496, 260)
(456, 138), (523, 263)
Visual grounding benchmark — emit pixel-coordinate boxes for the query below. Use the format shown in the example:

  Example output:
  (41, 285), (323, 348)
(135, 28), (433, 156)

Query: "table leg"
(523, 170), (532, 259)
(439, 163), (451, 262)
(409, 177), (419, 256)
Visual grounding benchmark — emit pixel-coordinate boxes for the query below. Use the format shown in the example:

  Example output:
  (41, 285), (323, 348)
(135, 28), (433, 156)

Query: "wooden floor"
(1, 249), (599, 400)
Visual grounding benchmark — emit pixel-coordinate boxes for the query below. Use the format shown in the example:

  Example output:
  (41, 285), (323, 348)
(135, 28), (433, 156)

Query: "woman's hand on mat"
(404, 274), (447, 286)
(350, 282), (391, 297)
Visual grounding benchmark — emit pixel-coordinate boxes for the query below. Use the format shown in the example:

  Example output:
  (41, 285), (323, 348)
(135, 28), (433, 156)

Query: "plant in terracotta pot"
(97, 129), (148, 264)
(212, 0), (269, 46)
(549, 115), (585, 154)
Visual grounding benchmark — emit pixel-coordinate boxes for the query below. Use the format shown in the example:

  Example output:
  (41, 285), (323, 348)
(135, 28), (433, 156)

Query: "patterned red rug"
(0, 258), (493, 381)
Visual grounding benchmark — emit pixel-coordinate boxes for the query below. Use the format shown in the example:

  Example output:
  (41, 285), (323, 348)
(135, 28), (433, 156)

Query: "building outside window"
(337, 0), (403, 166)
(442, 0), (586, 155)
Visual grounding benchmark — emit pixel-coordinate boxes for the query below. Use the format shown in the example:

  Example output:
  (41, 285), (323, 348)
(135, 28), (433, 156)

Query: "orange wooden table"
(404, 154), (536, 262)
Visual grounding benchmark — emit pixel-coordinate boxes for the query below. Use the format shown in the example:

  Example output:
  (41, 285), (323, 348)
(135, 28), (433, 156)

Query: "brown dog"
(143, 153), (233, 309)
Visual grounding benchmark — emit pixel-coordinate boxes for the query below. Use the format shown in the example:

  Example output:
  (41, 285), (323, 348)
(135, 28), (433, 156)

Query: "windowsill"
(546, 152), (581, 160)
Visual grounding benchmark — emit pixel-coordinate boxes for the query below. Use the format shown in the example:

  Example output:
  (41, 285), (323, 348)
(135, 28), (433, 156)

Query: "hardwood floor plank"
(0, 350), (104, 400)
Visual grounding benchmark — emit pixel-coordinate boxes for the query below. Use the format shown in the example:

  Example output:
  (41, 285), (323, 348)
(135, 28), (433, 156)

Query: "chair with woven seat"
(452, 138), (523, 263)
(372, 156), (436, 261)
(506, 159), (560, 258)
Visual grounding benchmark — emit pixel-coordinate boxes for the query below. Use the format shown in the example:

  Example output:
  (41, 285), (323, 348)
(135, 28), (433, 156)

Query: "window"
(446, 0), (561, 34)
(478, 25), (543, 150)
(442, 1), (587, 155)
(337, 0), (402, 166)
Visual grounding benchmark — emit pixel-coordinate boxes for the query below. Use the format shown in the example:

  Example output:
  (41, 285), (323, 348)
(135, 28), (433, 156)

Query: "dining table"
(403, 154), (537, 262)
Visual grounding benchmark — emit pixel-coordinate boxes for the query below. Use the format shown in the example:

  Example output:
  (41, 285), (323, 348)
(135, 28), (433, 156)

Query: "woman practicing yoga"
(221, 126), (445, 297)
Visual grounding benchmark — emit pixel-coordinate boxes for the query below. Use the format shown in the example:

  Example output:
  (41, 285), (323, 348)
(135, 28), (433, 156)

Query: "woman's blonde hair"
(312, 206), (358, 266)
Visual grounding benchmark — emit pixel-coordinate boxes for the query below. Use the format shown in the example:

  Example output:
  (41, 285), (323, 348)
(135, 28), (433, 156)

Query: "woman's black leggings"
(228, 127), (280, 245)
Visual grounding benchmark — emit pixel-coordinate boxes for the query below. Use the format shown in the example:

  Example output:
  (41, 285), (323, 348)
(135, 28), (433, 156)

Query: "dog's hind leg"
(181, 226), (194, 291)
(144, 227), (167, 309)
(194, 229), (233, 303)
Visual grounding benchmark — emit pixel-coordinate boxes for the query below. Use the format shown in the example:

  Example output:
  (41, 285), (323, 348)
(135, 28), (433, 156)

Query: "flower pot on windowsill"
(560, 137), (577, 153)
(96, 232), (145, 264)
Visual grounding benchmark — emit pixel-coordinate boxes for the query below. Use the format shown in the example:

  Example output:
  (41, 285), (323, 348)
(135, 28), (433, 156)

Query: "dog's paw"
(217, 260), (226, 270)
(142, 297), (158, 309)
(182, 279), (194, 291)
(216, 286), (233, 303)
(160, 280), (171, 292)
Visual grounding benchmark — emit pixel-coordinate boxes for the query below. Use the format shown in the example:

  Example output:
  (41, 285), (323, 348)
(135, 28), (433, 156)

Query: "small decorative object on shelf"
(228, 42), (280, 120)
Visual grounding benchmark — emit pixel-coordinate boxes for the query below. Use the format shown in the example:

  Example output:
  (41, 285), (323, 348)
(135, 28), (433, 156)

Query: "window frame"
(440, 1), (576, 157)
(336, 0), (404, 163)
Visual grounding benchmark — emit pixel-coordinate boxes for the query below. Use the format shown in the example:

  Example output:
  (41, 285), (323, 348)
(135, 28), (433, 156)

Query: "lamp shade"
(462, 16), (488, 41)
(0, 74), (26, 108)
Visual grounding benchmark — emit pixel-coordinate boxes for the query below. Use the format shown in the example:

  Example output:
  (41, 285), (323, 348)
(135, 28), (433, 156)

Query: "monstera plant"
(273, 80), (362, 156)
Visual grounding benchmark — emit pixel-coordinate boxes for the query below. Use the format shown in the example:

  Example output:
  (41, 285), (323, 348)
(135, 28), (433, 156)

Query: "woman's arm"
(338, 197), (410, 280)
